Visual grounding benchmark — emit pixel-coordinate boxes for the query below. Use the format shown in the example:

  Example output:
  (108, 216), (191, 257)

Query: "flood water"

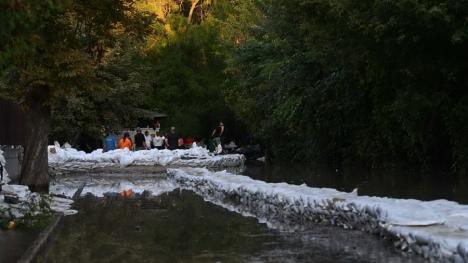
(242, 162), (468, 204)
(0, 228), (42, 263)
(39, 190), (424, 263)
(36, 161), (467, 262)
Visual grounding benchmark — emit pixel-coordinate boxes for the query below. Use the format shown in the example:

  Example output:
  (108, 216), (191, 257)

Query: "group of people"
(104, 128), (174, 152)
(103, 122), (225, 152)
(133, 129), (167, 151)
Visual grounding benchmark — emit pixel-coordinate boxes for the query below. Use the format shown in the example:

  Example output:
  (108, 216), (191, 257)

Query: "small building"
(119, 108), (168, 139)
(134, 108), (167, 130)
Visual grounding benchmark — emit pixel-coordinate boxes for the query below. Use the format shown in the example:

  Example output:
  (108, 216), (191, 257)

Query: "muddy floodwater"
(27, 161), (468, 262)
(243, 162), (468, 204)
(38, 190), (424, 263)
(0, 228), (42, 263)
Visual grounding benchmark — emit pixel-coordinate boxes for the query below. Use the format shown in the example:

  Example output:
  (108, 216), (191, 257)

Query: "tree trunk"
(187, 0), (200, 24)
(20, 100), (50, 193)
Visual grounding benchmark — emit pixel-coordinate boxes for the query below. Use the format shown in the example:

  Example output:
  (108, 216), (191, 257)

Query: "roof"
(133, 108), (167, 119)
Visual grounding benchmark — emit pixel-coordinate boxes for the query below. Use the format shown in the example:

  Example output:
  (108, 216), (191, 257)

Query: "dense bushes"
(225, 0), (468, 170)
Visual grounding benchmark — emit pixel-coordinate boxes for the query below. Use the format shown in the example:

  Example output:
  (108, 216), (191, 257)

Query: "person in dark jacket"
(134, 128), (146, 151)
(165, 127), (179, 150)
(211, 121), (225, 147)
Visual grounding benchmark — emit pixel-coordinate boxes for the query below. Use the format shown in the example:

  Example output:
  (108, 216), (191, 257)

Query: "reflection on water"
(243, 162), (468, 204)
(39, 190), (423, 263)
(42, 164), (456, 262)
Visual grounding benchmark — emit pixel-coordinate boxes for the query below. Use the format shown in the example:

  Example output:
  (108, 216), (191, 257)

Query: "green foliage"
(0, 0), (152, 107)
(1, 0), (239, 144)
(226, 0), (468, 170)
(50, 43), (153, 142)
(142, 0), (235, 137)
(0, 0), (155, 145)
(5, 0), (467, 172)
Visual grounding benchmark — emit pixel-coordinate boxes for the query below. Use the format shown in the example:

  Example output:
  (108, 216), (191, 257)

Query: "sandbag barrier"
(0, 149), (77, 220)
(48, 146), (245, 173)
(167, 168), (468, 263)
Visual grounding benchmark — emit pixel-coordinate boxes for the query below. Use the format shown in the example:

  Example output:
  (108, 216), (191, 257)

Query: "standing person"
(150, 133), (156, 149)
(185, 137), (194, 148)
(212, 121), (225, 147)
(153, 119), (161, 131)
(165, 127), (179, 150)
(134, 128), (146, 151)
(178, 137), (185, 149)
(103, 131), (118, 152)
(144, 131), (152, 150)
(118, 132), (133, 150)
(153, 132), (165, 150)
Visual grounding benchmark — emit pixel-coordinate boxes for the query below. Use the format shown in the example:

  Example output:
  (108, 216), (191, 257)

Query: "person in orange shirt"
(119, 132), (133, 150)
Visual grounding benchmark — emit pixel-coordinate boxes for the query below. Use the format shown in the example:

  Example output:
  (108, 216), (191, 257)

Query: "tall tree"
(136, 0), (237, 138)
(225, 0), (468, 171)
(187, 0), (200, 23)
(0, 0), (152, 191)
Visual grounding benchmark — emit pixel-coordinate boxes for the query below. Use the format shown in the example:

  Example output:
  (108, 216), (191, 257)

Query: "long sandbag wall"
(168, 168), (468, 263)
(48, 146), (245, 173)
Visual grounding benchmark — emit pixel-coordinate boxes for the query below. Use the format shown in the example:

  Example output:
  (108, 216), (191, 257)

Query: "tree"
(136, 0), (238, 138)
(225, 0), (468, 172)
(187, 0), (200, 23)
(0, 0), (152, 191)
(50, 43), (153, 147)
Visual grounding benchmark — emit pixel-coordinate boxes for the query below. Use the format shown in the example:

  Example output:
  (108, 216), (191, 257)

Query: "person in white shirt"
(152, 132), (165, 150)
(144, 131), (152, 150)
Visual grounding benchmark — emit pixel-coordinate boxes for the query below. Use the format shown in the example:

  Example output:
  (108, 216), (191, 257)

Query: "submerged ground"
(38, 190), (424, 263)
(0, 228), (42, 263)
(6, 161), (468, 262)
(243, 162), (468, 204)
(37, 164), (439, 263)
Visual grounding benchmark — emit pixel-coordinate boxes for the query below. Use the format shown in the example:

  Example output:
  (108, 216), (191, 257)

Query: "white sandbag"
(0, 148), (10, 184)
(119, 155), (134, 167)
